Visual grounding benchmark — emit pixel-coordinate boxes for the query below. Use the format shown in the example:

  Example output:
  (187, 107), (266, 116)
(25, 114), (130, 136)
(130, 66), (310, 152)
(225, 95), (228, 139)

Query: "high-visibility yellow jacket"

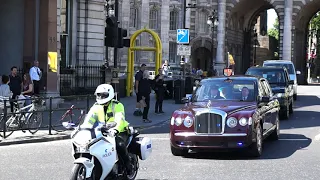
(81, 99), (129, 132)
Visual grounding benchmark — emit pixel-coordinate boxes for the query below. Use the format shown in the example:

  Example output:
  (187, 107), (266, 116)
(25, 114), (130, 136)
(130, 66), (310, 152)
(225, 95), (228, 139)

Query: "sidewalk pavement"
(0, 94), (183, 146)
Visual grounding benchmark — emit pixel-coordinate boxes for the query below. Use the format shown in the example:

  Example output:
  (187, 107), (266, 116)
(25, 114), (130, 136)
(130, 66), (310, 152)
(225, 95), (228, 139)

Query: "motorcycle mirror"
(62, 122), (76, 129)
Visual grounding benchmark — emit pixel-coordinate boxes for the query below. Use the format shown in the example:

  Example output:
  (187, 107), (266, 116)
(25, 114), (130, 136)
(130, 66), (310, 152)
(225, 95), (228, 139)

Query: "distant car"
(170, 75), (280, 157)
(245, 66), (294, 119)
(263, 60), (300, 100)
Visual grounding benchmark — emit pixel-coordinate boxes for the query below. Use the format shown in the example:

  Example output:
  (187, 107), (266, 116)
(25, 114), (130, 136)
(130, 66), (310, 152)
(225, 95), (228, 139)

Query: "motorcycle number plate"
(78, 147), (87, 153)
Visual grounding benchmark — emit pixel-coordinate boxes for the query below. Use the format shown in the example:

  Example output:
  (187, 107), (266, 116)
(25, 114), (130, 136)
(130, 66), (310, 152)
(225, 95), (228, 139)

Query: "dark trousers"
(142, 94), (150, 119)
(155, 91), (164, 112)
(10, 93), (19, 112)
(115, 132), (130, 168)
(33, 80), (40, 95)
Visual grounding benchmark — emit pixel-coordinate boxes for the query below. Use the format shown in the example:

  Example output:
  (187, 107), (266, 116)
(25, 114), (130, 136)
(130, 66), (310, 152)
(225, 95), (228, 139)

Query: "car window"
(264, 63), (295, 74)
(246, 68), (287, 84)
(194, 79), (256, 102)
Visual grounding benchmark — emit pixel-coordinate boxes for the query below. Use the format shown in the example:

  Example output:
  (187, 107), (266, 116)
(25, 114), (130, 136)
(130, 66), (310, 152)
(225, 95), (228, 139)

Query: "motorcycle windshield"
(73, 130), (94, 147)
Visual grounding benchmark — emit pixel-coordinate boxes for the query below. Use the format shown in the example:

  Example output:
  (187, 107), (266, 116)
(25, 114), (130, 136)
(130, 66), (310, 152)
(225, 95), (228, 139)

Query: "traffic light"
(104, 17), (117, 47)
(117, 28), (127, 48)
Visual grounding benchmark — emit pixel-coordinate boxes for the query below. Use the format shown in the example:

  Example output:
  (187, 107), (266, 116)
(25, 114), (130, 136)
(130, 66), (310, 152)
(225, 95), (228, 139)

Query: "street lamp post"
(253, 29), (258, 66)
(207, 10), (219, 72)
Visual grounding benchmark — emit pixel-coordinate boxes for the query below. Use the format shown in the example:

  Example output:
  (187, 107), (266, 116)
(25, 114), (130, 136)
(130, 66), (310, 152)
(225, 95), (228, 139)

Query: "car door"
(262, 79), (279, 126)
(257, 80), (271, 131)
(259, 79), (273, 131)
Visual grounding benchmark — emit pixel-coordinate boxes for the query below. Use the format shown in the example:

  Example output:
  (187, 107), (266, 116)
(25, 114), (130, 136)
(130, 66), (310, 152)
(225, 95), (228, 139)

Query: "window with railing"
(169, 42), (178, 63)
(169, 10), (179, 30)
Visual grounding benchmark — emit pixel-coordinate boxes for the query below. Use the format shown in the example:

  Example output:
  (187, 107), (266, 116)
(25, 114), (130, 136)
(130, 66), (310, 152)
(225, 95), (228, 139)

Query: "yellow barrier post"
(126, 28), (163, 96)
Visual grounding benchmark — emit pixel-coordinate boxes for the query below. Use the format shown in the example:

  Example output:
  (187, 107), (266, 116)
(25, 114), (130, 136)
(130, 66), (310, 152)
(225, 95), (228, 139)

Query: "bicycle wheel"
(0, 115), (16, 138)
(28, 112), (43, 134)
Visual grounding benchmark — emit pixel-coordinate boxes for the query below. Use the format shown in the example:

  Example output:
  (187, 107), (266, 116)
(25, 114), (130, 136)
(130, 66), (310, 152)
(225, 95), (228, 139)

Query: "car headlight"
(239, 117), (248, 126)
(226, 117), (237, 128)
(175, 116), (183, 126)
(170, 117), (175, 125)
(276, 93), (285, 98)
(183, 116), (193, 128)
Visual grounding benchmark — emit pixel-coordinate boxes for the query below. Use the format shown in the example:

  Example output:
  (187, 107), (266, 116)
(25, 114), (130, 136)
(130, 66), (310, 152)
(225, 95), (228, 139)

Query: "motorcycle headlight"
(239, 117), (248, 126)
(183, 116), (194, 128)
(73, 130), (92, 149)
(226, 117), (237, 128)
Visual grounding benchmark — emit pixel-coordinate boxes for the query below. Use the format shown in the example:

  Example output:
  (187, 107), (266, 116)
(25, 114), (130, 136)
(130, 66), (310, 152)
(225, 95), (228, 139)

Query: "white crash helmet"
(94, 84), (115, 104)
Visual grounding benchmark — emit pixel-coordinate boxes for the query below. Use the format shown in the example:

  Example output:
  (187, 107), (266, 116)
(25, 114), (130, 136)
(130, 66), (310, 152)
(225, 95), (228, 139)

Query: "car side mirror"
(296, 71), (301, 75)
(181, 97), (190, 103)
(260, 96), (270, 103)
(288, 80), (294, 85)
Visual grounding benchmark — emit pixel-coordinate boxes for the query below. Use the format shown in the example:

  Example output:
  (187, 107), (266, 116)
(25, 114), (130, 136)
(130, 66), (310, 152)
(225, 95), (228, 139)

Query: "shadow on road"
(281, 110), (320, 130)
(294, 95), (320, 108)
(182, 133), (311, 160)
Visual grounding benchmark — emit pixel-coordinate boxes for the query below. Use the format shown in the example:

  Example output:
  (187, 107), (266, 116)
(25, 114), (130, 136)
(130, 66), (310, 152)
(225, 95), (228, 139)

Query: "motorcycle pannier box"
(137, 137), (152, 160)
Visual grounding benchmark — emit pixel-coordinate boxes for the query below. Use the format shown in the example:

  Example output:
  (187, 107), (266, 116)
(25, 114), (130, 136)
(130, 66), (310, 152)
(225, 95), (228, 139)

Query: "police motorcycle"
(63, 121), (152, 180)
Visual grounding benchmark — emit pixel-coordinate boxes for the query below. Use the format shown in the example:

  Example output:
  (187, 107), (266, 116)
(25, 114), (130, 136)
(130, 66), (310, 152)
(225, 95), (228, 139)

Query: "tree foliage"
(268, 18), (279, 40)
(310, 12), (320, 29)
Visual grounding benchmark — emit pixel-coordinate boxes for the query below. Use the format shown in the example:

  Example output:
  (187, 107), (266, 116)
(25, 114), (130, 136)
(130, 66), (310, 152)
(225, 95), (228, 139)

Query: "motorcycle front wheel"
(70, 164), (96, 180)
(126, 154), (139, 180)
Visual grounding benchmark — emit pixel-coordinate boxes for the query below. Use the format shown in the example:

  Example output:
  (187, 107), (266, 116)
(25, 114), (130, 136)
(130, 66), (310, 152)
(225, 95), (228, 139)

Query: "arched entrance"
(227, 0), (282, 73)
(293, 1), (320, 84)
(190, 36), (216, 71)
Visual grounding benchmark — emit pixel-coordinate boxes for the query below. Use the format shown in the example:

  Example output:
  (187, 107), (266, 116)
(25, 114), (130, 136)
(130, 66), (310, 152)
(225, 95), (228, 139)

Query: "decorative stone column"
(282, 0), (292, 61)
(215, 0), (226, 75)
(160, 0), (170, 61)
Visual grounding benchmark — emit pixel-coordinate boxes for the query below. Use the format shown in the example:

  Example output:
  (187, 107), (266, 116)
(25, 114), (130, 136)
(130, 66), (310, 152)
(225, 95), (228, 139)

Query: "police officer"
(82, 84), (133, 175)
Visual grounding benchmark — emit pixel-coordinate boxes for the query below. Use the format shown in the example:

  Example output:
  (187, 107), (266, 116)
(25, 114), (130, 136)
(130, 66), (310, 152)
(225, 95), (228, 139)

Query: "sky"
(267, 9), (277, 30)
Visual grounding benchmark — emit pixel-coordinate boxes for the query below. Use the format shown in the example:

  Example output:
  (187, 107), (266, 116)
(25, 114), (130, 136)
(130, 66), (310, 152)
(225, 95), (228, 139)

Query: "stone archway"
(190, 36), (216, 71)
(226, 0), (283, 73)
(293, 1), (320, 84)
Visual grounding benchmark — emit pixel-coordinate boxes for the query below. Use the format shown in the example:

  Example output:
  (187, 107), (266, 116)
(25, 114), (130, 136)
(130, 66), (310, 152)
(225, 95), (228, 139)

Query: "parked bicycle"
(0, 96), (44, 138)
(51, 105), (86, 132)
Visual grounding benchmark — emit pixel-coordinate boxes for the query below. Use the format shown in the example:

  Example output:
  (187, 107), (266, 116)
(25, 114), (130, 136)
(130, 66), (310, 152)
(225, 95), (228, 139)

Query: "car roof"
(263, 60), (293, 64)
(203, 75), (261, 82)
(247, 66), (286, 70)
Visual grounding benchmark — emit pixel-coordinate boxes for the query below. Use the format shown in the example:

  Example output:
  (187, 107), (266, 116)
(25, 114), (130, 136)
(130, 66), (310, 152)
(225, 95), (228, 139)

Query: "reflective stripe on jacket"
(83, 99), (129, 132)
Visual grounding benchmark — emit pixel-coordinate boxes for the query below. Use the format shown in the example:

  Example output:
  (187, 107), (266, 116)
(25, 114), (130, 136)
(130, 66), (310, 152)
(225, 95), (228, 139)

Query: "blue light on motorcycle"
(237, 142), (243, 146)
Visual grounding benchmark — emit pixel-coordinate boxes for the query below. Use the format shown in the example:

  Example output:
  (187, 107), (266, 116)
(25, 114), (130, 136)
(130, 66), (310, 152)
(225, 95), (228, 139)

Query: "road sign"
(177, 45), (191, 56)
(176, 29), (189, 44)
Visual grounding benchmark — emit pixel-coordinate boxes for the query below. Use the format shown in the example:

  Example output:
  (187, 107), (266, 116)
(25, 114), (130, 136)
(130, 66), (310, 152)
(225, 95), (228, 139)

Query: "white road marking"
(151, 137), (170, 140)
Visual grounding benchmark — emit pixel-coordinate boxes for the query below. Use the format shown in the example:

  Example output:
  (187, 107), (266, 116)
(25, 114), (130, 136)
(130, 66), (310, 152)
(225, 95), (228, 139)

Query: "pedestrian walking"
(154, 68), (165, 114)
(29, 60), (42, 96)
(134, 64), (146, 116)
(138, 70), (152, 123)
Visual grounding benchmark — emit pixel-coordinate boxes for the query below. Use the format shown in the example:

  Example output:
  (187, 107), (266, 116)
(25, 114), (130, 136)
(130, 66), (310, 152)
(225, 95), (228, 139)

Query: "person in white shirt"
(29, 60), (42, 95)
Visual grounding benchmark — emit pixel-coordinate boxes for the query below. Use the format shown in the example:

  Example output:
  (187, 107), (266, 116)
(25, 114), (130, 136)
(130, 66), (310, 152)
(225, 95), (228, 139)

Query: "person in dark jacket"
(138, 70), (152, 123)
(154, 68), (165, 114)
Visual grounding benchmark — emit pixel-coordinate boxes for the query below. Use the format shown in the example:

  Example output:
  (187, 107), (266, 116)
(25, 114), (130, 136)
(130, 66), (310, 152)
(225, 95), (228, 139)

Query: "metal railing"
(0, 95), (95, 139)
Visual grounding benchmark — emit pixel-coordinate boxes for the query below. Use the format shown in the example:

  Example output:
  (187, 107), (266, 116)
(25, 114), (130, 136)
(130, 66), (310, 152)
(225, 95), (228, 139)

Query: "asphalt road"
(1, 85), (320, 180)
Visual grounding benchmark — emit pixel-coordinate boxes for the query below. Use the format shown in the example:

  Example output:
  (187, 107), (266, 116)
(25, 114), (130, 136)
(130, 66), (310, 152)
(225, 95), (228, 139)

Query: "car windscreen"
(193, 79), (256, 102)
(264, 63), (294, 74)
(246, 69), (287, 84)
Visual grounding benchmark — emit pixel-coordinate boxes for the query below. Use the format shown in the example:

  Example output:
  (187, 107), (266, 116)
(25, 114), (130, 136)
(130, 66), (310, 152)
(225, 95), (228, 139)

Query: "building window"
(198, 10), (209, 33)
(169, 10), (178, 30)
(169, 42), (178, 63)
(149, 39), (155, 62)
(130, 7), (138, 28)
(60, 0), (71, 68)
(149, 8), (159, 29)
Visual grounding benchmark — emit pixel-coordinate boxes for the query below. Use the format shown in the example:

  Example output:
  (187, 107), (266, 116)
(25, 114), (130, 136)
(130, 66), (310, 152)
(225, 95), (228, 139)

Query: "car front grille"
(194, 113), (223, 134)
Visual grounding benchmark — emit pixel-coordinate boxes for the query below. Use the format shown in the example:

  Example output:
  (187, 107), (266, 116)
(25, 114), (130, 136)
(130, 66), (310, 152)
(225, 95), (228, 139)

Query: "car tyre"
(269, 115), (280, 141)
(293, 94), (297, 101)
(171, 145), (186, 156)
(248, 123), (263, 157)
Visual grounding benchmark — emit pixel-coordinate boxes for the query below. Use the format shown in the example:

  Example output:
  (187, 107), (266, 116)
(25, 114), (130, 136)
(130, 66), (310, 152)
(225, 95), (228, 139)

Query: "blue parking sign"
(176, 29), (189, 44)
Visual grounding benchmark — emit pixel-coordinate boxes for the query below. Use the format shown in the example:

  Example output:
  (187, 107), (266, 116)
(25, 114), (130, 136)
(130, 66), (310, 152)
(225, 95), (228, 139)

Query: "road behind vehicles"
(263, 60), (300, 100)
(245, 66), (294, 119)
(170, 71), (280, 157)
(65, 121), (152, 180)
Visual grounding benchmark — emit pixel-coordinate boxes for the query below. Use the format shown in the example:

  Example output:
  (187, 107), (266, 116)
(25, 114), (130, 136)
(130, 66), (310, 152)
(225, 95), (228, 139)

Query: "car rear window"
(246, 68), (287, 84)
(263, 63), (294, 74)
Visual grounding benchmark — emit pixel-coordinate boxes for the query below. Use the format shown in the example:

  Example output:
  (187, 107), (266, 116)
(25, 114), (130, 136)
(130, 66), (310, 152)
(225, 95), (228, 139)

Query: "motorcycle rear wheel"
(70, 164), (96, 180)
